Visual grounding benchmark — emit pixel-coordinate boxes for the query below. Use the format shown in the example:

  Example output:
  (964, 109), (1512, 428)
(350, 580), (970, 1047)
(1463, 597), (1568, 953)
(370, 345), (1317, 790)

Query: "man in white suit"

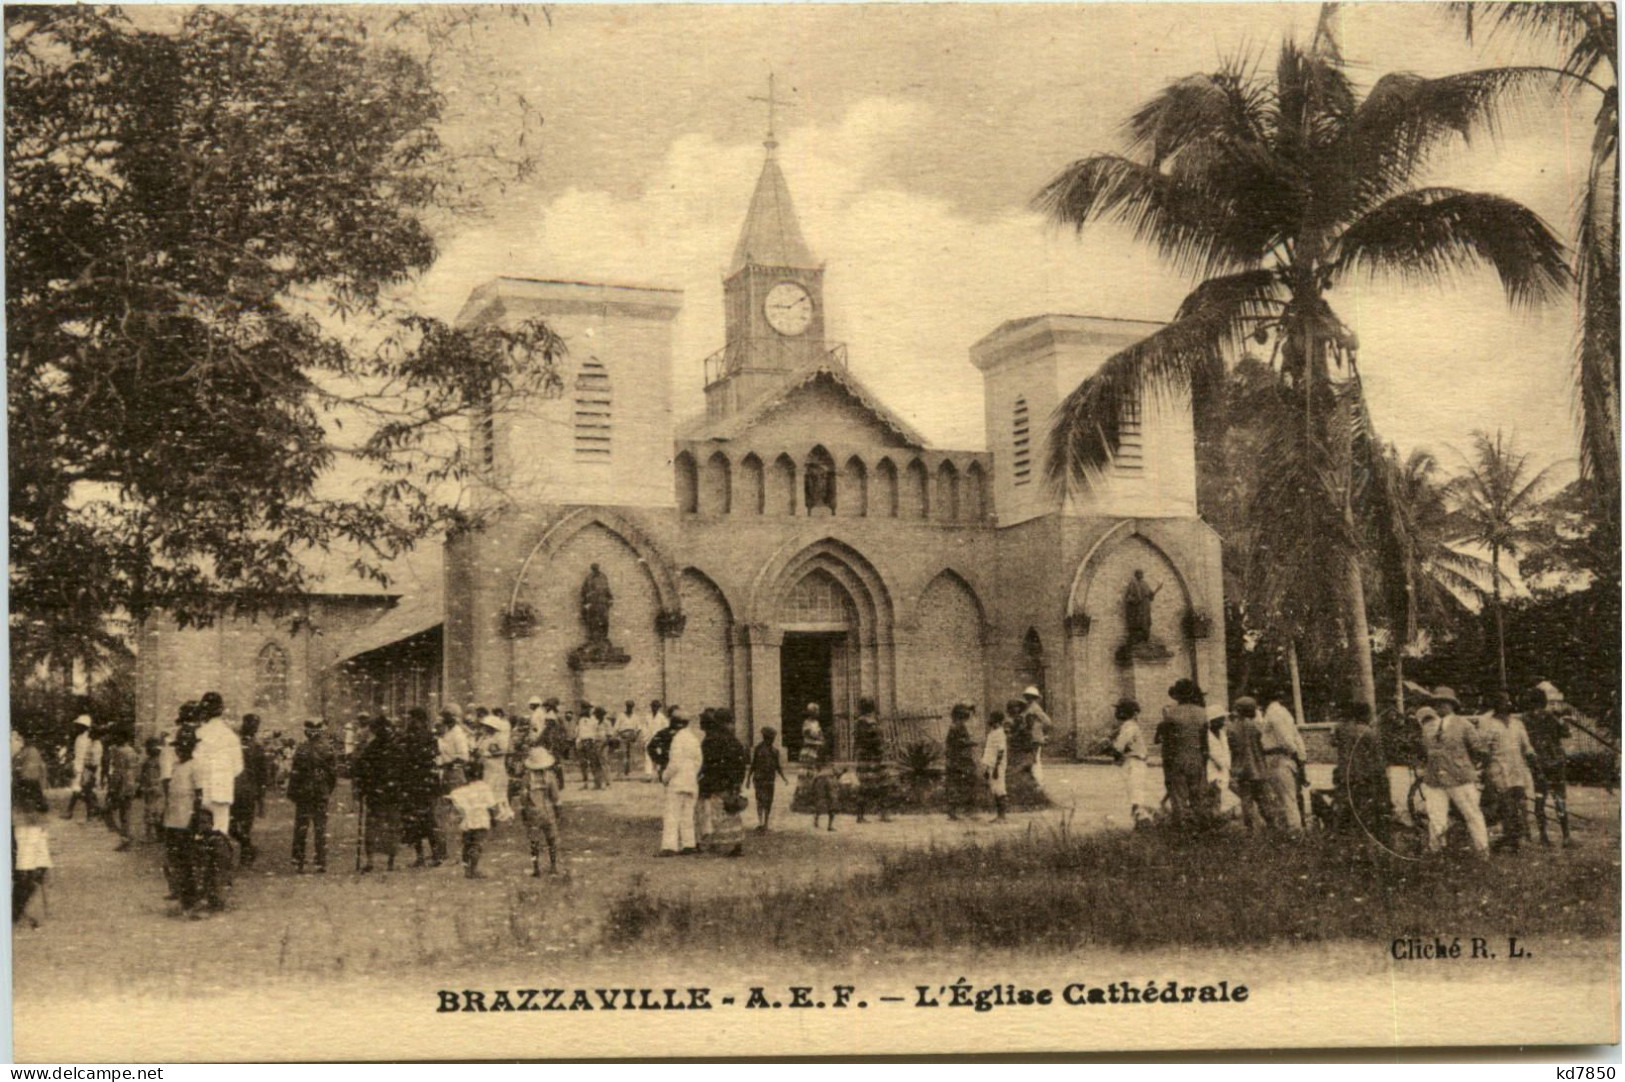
(658, 713), (702, 856)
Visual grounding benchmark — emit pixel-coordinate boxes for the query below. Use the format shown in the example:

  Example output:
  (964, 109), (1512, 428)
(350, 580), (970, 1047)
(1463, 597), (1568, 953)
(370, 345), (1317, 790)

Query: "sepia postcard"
(7, 1), (1620, 1062)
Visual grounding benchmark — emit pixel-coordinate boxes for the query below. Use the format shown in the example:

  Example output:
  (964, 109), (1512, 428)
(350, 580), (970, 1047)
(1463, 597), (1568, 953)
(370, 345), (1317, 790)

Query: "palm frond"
(1044, 270), (1279, 490)
(1331, 67), (1559, 219)
(1454, 2), (1616, 83)
(1124, 67), (1269, 167)
(1331, 186), (1570, 305)
(1032, 154), (1269, 279)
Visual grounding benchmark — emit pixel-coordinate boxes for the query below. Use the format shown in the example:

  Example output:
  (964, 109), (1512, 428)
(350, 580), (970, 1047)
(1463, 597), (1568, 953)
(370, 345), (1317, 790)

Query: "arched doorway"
(751, 537), (895, 761)
(776, 568), (858, 760)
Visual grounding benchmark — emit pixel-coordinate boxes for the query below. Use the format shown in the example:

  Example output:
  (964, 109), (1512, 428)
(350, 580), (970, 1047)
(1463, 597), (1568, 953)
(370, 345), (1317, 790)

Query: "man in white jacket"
(658, 713), (702, 855)
(191, 692), (243, 915)
(63, 705), (102, 822)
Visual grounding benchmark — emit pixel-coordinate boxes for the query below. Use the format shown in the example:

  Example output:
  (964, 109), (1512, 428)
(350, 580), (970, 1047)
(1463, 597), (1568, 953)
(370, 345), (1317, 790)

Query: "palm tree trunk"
(1288, 641), (1307, 726)
(1396, 575), (1415, 720)
(1346, 550), (1378, 709)
(1394, 635), (1405, 721)
(1491, 540), (1509, 697)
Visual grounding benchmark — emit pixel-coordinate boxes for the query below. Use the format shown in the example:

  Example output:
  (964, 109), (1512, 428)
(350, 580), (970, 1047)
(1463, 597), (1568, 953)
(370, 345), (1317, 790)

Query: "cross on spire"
(748, 72), (796, 153)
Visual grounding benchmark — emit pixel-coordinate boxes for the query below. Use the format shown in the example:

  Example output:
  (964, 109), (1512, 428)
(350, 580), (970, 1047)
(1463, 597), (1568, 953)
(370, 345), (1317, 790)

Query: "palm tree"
(1370, 445), (1496, 714)
(1454, 3), (1618, 532)
(1450, 429), (1557, 696)
(1034, 34), (1570, 708)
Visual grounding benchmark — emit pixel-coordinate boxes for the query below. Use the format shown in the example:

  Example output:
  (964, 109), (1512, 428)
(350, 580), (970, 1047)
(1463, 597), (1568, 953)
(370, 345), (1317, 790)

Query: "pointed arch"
(1019, 627), (1046, 700)
(254, 642), (290, 709)
(914, 570), (987, 714)
(1066, 522), (1194, 621)
(874, 457), (899, 518)
(700, 450), (732, 515)
(674, 450), (698, 514)
(839, 455), (869, 517)
(510, 506), (681, 616)
(767, 453), (797, 516)
(934, 460), (960, 522)
(902, 458), (930, 519)
(964, 461), (987, 522)
(739, 452), (765, 515)
(747, 536), (896, 633)
(676, 567), (735, 715)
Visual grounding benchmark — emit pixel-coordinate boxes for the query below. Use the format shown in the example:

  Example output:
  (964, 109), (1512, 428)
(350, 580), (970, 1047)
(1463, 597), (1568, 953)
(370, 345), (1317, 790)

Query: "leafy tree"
(1523, 475), (1616, 588)
(1034, 34), (1569, 708)
(1448, 429), (1556, 696)
(1454, 2), (1618, 534)
(6, 6), (562, 674)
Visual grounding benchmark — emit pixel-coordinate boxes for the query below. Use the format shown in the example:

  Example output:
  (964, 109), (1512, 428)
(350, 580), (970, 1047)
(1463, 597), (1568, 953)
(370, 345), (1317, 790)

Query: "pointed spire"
(730, 153), (814, 274)
(732, 75), (813, 274)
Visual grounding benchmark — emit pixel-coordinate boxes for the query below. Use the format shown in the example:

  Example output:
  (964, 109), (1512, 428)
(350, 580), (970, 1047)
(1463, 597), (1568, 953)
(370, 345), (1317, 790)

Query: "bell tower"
(705, 75), (829, 419)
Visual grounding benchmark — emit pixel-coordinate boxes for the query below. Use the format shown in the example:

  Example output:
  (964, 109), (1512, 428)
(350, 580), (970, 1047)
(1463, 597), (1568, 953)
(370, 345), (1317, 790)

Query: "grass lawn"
(605, 822), (1622, 956)
(14, 765), (1619, 994)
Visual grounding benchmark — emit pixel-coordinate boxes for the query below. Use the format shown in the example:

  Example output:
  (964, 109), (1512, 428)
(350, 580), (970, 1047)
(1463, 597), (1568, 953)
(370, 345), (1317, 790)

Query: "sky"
(394, 1), (1592, 479)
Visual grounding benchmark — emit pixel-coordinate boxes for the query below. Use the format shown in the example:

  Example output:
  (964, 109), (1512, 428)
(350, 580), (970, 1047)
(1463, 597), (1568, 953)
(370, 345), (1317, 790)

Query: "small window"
(477, 406), (496, 470)
(574, 358), (612, 461)
(1012, 397), (1032, 486)
(254, 643), (289, 709)
(1115, 387), (1144, 473)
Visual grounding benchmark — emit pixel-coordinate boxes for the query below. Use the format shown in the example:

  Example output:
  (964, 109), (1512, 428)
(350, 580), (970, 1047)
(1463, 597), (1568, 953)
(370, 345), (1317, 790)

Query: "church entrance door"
(780, 631), (845, 762)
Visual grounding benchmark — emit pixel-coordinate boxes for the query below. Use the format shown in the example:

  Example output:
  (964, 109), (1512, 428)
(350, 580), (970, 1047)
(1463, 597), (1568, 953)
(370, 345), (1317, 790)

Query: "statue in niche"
(1123, 568), (1162, 645)
(580, 563), (614, 644)
(804, 457), (836, 513)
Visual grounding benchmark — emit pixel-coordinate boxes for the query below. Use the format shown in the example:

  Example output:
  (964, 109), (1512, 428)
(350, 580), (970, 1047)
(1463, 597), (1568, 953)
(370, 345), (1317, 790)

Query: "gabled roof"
(730, 154), (815, 275)
(680, 357), (928, 448)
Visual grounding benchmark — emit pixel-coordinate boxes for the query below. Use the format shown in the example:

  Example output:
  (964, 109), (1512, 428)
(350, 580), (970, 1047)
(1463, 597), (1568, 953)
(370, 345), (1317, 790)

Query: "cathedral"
(135, 130), (1227, 760)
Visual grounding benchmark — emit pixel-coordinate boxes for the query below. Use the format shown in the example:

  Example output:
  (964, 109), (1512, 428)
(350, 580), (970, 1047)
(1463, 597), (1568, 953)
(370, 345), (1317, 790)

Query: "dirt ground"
(13, 761), (1621, 1060)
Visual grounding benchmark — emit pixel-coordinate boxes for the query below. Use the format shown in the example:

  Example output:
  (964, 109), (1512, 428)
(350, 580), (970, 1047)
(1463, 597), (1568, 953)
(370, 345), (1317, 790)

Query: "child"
(804, 726), (840, 833)
(449, 758), (496, 879)
(745, 726), (789, 832)
(982, 711), (1009, 823)
(103, 730), (141, 850)
(519, 744), (562, 876)
(138, 737), (165, 842)
(163, 730), (202, 915)
(1109, 698), (1152, 827)
(12, 726), (53, 928)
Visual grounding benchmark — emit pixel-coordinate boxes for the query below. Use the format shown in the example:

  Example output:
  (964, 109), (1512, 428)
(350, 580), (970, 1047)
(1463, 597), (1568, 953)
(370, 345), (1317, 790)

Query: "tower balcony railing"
(703, 340), (848, 388)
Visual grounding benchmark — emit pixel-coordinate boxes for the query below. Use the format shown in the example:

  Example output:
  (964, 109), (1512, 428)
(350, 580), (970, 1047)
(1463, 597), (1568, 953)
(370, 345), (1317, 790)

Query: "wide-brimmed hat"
(303, 719), (325, 734)
(527, 697), (543, 707)
(1431, 686), (1461, 708)
(1022, 686), (1042, 700)
(1232, 696), (1259, 715)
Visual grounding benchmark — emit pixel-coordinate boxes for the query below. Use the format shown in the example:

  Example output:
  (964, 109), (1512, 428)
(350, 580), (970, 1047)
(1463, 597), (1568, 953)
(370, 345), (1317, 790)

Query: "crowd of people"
(1105, 676), (1586, 855)
(10, 672), (1594, 928)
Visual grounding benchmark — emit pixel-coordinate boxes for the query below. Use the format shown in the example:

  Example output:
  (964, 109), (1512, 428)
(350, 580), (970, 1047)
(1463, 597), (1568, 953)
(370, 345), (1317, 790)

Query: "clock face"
(764, 281), (813, 336)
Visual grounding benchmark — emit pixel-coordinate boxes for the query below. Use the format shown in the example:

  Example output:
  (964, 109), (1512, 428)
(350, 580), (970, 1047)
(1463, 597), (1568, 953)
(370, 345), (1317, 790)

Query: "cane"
(354, 793), (366, 872)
